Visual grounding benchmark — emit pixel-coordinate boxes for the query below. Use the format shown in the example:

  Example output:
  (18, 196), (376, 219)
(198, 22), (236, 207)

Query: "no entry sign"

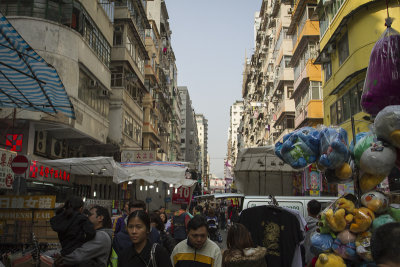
(11, 155), (29, 174)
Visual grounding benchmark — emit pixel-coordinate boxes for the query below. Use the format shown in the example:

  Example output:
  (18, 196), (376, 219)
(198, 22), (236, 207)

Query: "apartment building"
(288, 0), (323, 129)
(196, 114), (209, 186)
(227, 100), (244, 166)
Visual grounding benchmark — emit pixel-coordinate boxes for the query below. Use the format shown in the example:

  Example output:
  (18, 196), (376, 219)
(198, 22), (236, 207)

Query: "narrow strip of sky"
(167, 0), (262, 177)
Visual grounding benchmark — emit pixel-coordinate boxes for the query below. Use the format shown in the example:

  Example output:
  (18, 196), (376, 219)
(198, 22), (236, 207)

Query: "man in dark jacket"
(62, 205), (112, 267)
(113, 200), (160, 256)
(170, 204), (191, 243)
(304, 200), (321, 265)
(113, 201), (129, 235)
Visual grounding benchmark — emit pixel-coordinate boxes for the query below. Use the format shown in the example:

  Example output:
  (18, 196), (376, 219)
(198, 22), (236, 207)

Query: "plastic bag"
(361, 22), (400, 116)
(374, 105), (400, 148)
(318, 126), (350, 170)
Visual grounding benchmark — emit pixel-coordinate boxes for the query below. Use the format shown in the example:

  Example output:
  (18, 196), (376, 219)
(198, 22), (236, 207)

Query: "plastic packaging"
(355, 231), (373, 262)
(310, 232), (334, 256)
(361, 22), (400, 116)
(318, 126), (350, 170)
(374, 105), (400, 148)
(361, 191), (389, 214)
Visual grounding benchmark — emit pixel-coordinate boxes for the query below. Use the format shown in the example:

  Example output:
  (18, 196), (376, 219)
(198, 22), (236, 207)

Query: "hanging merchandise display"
(374, 105), (400, 148)
(360, 18), (400, 116)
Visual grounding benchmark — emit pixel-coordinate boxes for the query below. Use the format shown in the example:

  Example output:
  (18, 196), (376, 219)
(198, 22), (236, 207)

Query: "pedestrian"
(219, 204), (226, 230)
(206, 208), (219, 241)
(60, 205), (113, 266)
(170, 204), (191, 243)
(304, 200), (321, 265)
(113, 200), (160, 256)
(193, 205), (203, 215)
(50, 196), (96, 256)
(222, 223), (267, 267)
(118, 210), (172, 267)
(171, 215), (222, 267)
(371, 222), (400, 267)
(150, 212), (177, 255)
(160, 206), (166, 214)
(113, 201), (129, 235)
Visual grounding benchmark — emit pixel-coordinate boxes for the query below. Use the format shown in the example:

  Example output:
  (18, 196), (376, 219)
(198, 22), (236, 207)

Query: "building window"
(342, 92), (351, 121)
(181, 139), (185, 143)
(287, 87), (294, 98)
(114, 25), (123, 45)
(338, 33), (349, 66)
(311, 81), (322, 99)
(330, 102), (337, 125)
(324, 62), (332, 82)
(124, 114), (134, 138)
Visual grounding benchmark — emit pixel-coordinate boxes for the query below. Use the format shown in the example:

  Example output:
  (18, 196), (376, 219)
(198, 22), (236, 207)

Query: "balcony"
(111, 47), (145, 83)
(293, 60), (321, 92)
(294, 99), (323, 128)
(275, 98), (295, 122)
(292, 20), (320, 55)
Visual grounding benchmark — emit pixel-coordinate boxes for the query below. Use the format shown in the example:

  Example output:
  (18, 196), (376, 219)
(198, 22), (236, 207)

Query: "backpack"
(160, 231), (177, 255)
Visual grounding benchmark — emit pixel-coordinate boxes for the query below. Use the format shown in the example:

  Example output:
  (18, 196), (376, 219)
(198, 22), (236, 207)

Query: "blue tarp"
(0, 12), (75, 118)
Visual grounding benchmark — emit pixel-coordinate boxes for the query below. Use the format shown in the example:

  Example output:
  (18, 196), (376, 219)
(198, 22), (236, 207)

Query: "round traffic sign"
(11, 155), (29, 174)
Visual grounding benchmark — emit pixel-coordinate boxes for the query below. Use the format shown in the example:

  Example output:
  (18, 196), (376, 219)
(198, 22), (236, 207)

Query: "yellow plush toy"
(325, 208), (347, 232)
(350, 207), (375, 233)
(315, 253), (346, 267)
(336, 198), (355, 214)
(360, 173), (386, 192)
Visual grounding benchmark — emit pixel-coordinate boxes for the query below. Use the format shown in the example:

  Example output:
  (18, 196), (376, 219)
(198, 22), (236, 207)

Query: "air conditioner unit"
(320, 52), (330, 63)
(288, 8), (292, 14)
(99, 89), (110, 98)
(88, 79), (98, 89)
(35, 130), (47, 155)
(327, 43), (336, 54)
(51, 139), (68, 158)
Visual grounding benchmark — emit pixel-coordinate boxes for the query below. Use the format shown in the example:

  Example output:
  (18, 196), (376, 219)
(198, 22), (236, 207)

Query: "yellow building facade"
(316, 0), (400, 142)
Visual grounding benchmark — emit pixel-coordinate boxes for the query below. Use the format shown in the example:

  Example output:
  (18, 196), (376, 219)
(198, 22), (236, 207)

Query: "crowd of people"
(48, 196), (400, 267)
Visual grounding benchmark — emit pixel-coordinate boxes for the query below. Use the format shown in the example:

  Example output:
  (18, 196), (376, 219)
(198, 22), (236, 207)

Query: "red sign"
(11, 155), (29, 174)
(29, 160), (70, 182)
(6, 134), (23, 152)
(172, 186), (191, 205)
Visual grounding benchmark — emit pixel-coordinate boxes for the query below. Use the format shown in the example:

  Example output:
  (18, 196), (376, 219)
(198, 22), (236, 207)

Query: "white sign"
(121, 150), (156, 162)
(0, 149), (16, 190)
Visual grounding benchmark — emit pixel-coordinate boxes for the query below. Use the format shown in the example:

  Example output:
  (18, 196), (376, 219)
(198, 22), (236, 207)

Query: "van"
(242, 196), (337, 218)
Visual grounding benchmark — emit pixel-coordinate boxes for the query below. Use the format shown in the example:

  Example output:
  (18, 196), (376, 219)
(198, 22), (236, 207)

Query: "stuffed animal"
(361, 191), (389, 214)
(355, 231), (373, 262)
(389, 204), (400, 222)
(336, 197), (355, 214)
(275, 127), (320, 169)
(331, 230), (357, 260)
(353, 132), (397, 192)
(372, 214), (396, 232)
(319, 127), (352, 179)
(325, 208), (348, 233)
(317, 213), (333, 235)
(350, 207), (375, 233)
(375, 105), (400, 148)
(315, 253), (346, 267)
(310, 233), (334, 256)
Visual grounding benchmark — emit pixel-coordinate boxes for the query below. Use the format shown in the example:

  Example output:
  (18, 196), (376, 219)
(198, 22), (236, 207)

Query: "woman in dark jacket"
(50, 196), (95, 256)
(222, 223), (267, 267)
(118, 210), (172, 267)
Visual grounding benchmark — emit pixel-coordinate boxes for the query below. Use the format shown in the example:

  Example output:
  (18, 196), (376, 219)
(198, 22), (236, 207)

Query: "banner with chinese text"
(0, 195), (56, 221)
(0, 149), (16, 189)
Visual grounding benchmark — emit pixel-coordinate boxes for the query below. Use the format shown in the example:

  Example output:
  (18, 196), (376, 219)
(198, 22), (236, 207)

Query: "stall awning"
(39, 157), (195, 188)
(0, 12), (75, 118)
(234, 146), (298, 173)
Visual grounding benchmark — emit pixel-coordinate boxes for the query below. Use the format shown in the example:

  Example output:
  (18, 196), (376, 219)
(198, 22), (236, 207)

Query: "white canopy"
(39, 157), (195, 188)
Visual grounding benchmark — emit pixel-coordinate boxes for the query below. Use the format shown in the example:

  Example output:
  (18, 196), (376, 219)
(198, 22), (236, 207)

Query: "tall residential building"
(178, 87), (199, 169)
(315, 0), (400, 141)
(254, 12), (261, 48)
(227, 101), (243, 167)
(196, 114), (209, 183)
(288, 0), (323, 129)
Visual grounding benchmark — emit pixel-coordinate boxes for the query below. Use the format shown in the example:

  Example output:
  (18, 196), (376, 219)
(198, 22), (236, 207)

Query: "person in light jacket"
(222, 223), (267, 267)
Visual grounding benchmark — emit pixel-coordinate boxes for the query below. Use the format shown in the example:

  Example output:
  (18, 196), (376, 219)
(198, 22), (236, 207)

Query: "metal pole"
(351, 115), (361, 205)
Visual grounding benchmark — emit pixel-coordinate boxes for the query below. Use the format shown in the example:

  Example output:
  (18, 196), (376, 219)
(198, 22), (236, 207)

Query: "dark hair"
(128, 210), (151, 232)
(208, 208), (215, 217)
(56, 196), (83, 218)
(187, 215), (208, 232)
(371, 222), (400, 265)
(307, 200), (321, 216)
(159, 212), (167, 224)
(92, 205), (112, 228)
(195, 205), (203, 213)
(226, 223), (253, 250)
(129, 200), (146, 211)
(82, 208), (91, 217)
(180, 204), (188, 210)
(150, 212), (165, 231)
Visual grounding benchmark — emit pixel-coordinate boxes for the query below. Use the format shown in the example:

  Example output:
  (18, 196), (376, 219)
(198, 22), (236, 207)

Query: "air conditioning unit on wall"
(35, 130), (47, 155)
(51, 139), (68, 158)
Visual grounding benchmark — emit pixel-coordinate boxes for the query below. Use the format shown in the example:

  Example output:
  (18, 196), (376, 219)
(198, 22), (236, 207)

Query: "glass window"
(338, 33), (349, 66)
(284, 56), (292, 68)
(342, 92), (351, 120)
(311, 81), (321, 99)
(336, 98), (343, 124)
(324, 62), (332, 82)
(330, 102), (337, 125)
(287, 87), (294, 98)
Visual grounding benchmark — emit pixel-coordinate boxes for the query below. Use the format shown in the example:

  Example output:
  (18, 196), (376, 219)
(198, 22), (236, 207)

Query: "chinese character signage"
(6, 134), (23, 152)
(121, 150), (156, 162)
(28, 160), (70, 183)
(0, 195), (56, 221)
(0, 148), (16, 190)
(172, 186), (191, 205)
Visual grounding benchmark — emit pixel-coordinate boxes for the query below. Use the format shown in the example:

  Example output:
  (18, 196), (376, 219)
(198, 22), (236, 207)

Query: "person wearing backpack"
(118, 210), (172, 267)
(170, 204), (191, 243)
(150, 212), (177, 255)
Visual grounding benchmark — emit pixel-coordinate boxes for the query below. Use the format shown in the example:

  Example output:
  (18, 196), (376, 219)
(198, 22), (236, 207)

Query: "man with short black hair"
(62, 205), (112, 266)
(371, 222), (400, 267)
(304, 199), (322, 265)
(171, 215), (222, 267)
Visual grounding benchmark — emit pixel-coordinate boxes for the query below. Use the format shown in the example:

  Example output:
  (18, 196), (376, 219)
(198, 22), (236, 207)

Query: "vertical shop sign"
(0, 149), (16, 189)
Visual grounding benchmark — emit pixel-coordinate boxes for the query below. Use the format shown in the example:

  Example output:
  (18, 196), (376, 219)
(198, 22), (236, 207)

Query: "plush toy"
(315, 253), (346, 267)
(350, 207), (375, 233)
(372, 214), (396, 232)
(355, 231), (373, 262)
(389, 204), (400, 222)
(361, 191), (389, 214)
(331, 230), (357, 260)
(317, 213), (333, 235)
(361, 20), (400, 116)
(353, 132), (397, 192)
(318, 127), (352, 179)
(325, 208), (348, 233)
(310, 233), (334, 256)
(275, 127), (320, 169)
(375, 105), (400, 148)
(336, 197), (355, 214)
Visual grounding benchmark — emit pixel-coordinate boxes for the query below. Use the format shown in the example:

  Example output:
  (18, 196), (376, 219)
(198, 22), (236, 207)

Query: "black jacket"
(50, 210), (96, 256)
(118, 240), (172, 267)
